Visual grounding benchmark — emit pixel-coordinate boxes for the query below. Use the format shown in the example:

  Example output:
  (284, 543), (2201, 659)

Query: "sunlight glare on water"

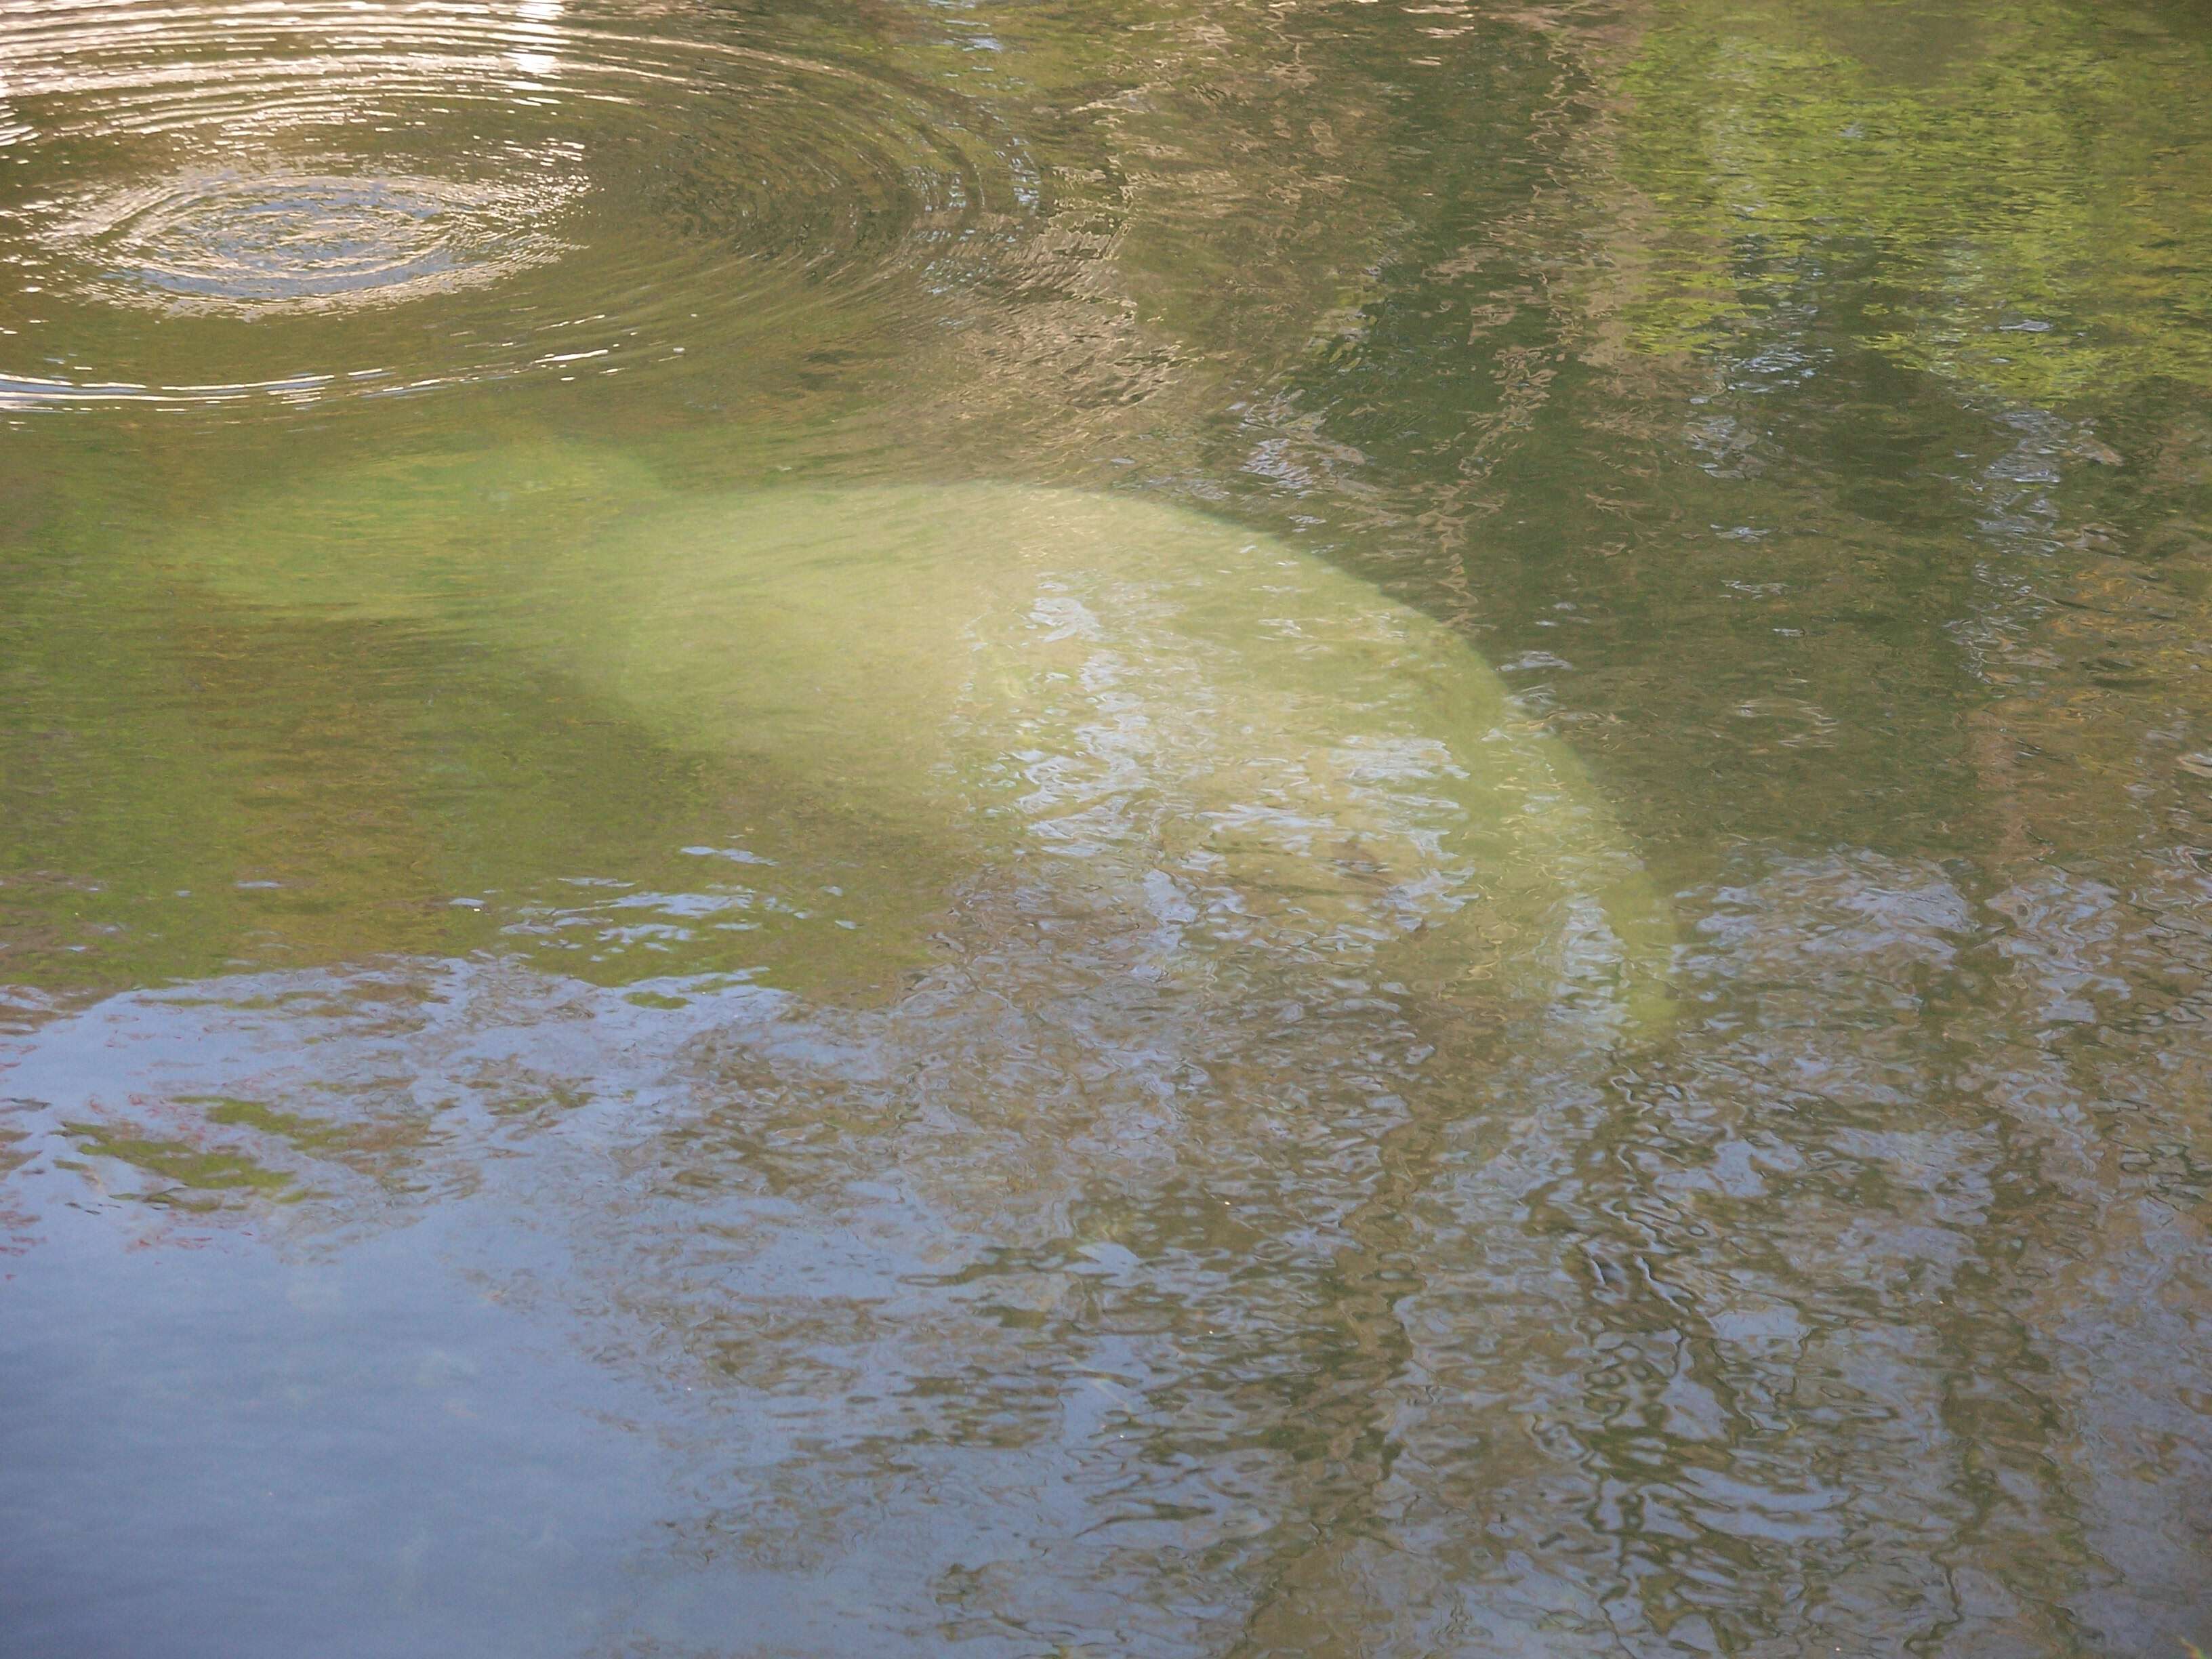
(0, 0), (1042, 405)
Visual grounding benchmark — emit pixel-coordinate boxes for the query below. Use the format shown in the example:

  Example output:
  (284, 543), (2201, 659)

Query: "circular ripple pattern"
(0, 0), (1043, 408)
(48, 168), (577, 315)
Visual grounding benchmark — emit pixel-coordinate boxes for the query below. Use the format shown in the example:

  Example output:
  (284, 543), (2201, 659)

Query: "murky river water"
(3, 1), (2210, 1653)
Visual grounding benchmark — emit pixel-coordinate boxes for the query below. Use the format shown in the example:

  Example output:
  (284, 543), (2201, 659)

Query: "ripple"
(44, 166), (577, 315)
(0, 0), (1042, 408)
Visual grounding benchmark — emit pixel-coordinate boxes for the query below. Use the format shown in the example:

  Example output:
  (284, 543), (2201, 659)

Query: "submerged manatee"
(169, 451), (1675, 1033)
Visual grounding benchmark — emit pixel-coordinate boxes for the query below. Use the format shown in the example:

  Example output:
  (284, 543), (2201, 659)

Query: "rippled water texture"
(0, 0), (1036, 403)
(4, 0), (2212, 1655)
(47, 167), (575, 313)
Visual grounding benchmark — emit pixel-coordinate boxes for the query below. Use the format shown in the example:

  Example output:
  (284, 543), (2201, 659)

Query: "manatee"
(165, 447), (1675, 1033)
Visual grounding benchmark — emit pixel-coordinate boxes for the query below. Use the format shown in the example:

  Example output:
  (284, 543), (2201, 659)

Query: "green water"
(2, 1), (2209, 1654)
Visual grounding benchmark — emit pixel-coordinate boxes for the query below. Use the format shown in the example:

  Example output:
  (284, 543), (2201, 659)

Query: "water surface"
(3, 1), (2211, 1654)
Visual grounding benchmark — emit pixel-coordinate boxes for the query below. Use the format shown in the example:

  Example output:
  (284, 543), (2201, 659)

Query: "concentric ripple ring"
(49, 167), (577, 315)
(0, 0), (1045, 409)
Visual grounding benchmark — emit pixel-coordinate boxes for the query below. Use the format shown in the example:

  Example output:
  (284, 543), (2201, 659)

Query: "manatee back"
(529, 483), (1676, 1033)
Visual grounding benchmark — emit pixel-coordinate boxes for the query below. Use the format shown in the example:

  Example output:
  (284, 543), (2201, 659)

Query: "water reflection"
(45, 166), (579, 314)
(0, 0), (1044, 405)
(3, 0), (2212, 1652)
